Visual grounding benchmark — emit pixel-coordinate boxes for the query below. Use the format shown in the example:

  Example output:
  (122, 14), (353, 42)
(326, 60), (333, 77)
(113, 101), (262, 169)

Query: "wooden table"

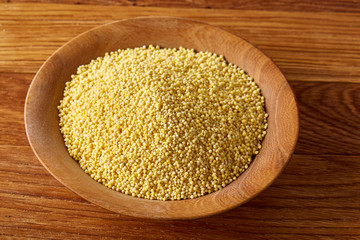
(1, 1), (359, 239)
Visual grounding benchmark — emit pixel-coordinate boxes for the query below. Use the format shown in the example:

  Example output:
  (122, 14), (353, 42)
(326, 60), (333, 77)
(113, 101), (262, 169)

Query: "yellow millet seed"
(58, 45), (268, 201)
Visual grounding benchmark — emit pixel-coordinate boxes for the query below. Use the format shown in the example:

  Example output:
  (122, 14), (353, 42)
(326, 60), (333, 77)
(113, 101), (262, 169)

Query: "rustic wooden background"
(1, 1), (360, 239)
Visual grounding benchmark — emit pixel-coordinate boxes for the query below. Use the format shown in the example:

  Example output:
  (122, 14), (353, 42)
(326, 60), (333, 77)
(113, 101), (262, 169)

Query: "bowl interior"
(25, 17), (298, 219)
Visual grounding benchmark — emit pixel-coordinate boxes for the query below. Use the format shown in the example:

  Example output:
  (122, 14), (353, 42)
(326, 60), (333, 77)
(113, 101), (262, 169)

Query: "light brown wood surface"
(1, 2), (360, 239)
(7, 0), (360, 13)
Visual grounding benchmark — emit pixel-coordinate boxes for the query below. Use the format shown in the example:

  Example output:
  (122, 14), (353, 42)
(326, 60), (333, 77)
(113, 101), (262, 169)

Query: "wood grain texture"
(1, 147), (359, 239)
(1, 2), (360, 239)
(6, 0), (360, 13)
(1, 4), (360, 84)
(291, 81), (360, 155)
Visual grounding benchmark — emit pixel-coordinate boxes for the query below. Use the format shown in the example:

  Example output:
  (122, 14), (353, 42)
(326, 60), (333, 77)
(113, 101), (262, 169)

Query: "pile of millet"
(58, 45), (268, 201)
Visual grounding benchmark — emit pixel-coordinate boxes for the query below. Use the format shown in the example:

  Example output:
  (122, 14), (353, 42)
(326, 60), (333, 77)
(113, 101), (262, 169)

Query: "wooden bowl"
(25, 17), (299, 220)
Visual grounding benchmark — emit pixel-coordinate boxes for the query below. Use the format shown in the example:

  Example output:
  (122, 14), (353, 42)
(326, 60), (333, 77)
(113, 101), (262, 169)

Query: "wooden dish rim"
(25, 16), (299, 220)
